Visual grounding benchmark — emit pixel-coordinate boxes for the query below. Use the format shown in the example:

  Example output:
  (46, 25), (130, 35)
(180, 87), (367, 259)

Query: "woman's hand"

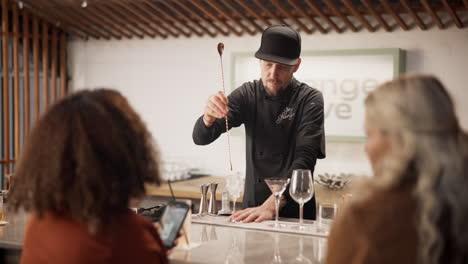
(154, 222), (182, 255)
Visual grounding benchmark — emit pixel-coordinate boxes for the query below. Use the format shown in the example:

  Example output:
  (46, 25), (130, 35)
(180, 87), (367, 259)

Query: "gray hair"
(364, 74), (468, 264)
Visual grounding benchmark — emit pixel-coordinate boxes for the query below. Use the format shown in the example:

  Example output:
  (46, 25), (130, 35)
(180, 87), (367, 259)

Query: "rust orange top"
(21, 210), (168, 264)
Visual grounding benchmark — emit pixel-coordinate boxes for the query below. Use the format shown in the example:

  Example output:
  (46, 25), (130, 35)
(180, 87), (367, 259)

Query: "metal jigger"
(208, 182), (218, 215)
(198, 184), (209, 215)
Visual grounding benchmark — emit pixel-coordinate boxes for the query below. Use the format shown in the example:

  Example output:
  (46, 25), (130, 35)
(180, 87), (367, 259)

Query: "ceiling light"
(81, 0), (87, 8)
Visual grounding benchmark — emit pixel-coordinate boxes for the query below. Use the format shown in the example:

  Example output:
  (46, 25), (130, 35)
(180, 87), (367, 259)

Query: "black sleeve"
(192, 86), (246, 145)
(281, 91), (325, 219)
(291, 90), (326, 171)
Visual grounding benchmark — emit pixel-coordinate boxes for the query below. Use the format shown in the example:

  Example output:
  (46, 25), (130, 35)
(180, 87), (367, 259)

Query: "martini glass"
(264, 178), (290, 228)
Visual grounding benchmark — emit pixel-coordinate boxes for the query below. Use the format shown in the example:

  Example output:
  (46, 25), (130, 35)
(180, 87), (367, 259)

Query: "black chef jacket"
(193, 78), (325, 219)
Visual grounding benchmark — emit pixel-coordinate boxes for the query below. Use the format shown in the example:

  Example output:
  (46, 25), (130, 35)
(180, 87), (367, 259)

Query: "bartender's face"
(260, 59), (301, 96)
(364, 116), (390, 172)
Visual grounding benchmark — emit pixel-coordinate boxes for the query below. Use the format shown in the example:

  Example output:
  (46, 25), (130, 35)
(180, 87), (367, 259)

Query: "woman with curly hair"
(8, 89), (168, 264)
(326, 75), (468, 264)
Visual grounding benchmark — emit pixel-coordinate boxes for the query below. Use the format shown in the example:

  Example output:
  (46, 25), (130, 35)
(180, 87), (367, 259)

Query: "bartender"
(192, 25), (325, 222)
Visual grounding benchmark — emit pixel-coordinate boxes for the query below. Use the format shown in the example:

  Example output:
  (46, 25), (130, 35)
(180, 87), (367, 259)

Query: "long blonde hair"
(364, 74), (468, 264)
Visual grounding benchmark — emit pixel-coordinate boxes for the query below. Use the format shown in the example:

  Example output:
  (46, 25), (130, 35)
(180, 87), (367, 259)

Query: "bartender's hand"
(229, 195), (282, 223)
(203, 91), (229, 127)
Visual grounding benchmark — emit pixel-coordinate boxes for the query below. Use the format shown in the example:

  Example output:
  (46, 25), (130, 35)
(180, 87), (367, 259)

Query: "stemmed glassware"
(264, 178), (290, 228)
(289, 169), (314, 229)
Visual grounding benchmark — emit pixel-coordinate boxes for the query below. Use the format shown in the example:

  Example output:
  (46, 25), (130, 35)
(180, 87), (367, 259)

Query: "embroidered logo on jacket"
(276, 107), (295, 124)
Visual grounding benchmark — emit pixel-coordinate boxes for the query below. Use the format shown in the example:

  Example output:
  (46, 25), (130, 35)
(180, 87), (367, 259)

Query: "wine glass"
(289, 169), (314, 229)
(225, 172), (243, 213)
(264, 178), (290, 228)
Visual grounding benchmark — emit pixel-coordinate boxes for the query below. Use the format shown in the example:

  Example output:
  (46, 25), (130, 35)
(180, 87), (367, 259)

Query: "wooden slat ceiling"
(13, 0), (468, 40)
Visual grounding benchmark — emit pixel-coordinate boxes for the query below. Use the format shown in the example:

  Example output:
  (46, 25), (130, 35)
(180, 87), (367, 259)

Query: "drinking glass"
(318, 203), (337, 233)
(289, 169), (314, 229)
(225, 172), (243, 213)
(264, 178), (290, 228)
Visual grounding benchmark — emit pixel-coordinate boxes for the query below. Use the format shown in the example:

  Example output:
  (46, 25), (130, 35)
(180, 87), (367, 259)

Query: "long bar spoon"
(217, 43), (233, 171)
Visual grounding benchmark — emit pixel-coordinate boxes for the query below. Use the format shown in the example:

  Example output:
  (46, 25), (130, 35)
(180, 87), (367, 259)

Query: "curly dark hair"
(8, 89), (162, 231)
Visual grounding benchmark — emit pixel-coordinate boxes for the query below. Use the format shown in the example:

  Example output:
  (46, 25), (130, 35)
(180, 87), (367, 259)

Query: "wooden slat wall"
(51, 28), (57, 102)
(33, 16), (39, 121)
(15, 0), (464, 40)
(42, 22), (49, 109)
(12, 2), (19, 161)
(23, 10), (30, 136)
(60, 33), (67, 98)
(2, 0), (10, 177)
(0, 0), (69, 188)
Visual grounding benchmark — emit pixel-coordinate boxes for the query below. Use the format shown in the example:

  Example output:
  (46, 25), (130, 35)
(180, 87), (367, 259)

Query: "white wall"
(69, 27), (468, 178)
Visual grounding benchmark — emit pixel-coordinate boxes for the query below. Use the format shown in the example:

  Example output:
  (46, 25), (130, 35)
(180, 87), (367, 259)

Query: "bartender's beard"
(264, 78), (292, 96)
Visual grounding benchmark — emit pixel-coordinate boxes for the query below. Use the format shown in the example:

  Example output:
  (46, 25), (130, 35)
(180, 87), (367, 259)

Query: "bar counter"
(0, 211), (328, 263)
(171, 217), (328, 264)
(0, 211), (25, 250)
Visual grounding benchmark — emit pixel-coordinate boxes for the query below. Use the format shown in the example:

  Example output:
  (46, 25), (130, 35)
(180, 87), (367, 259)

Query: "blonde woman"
(326, 75), (468, 264)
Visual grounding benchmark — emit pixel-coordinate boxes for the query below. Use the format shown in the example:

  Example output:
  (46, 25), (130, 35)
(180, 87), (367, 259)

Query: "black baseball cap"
(255, 25), (301, 66)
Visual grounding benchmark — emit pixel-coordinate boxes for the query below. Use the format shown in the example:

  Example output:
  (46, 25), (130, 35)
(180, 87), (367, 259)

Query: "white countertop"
(170, 216), (328, 264)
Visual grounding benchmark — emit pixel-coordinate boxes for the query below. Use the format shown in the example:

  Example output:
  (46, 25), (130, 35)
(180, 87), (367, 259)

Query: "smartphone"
(159, 201), (189, 249)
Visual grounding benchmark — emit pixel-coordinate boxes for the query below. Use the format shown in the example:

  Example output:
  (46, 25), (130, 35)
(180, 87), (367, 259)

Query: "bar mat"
(191, 214), (329, 238)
